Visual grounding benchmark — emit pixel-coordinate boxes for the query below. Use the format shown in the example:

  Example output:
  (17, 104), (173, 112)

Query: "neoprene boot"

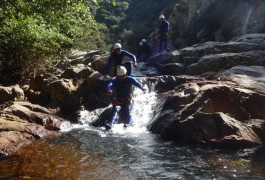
(124, 115), (132, 127)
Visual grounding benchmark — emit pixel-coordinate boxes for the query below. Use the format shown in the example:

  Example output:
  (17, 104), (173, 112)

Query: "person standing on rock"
(106, 43), (138, 77)
(105, 66), (146, 129)
(156, 15), (170, 53)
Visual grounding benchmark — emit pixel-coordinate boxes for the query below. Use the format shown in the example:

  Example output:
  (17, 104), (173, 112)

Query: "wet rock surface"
(0, 50), (111, 157)
(0, 101), (63, 156)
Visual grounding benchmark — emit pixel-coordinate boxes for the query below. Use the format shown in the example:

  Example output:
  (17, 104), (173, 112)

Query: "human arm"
(128, 77), (147, 92)
(107, 77), (117, 96)
(165, 21), (169, 32)
(122, 50), (138, 68)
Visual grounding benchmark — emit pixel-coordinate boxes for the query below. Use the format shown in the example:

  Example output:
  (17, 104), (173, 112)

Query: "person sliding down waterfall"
(105, 66), (146, 130)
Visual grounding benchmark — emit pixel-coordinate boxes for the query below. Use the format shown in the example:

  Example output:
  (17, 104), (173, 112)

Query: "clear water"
(0, 81), (265, 179)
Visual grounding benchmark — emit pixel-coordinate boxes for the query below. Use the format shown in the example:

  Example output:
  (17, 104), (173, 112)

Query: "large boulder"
(47, 79), (81, 112)
(186, 50), (265, 75)
(144, 34), (265, 77)
(60, 64), (95, 79)
(216, 65), (265, 94)
(3, 101), (64, 130)
(0, 101), (65, 157)
(148, 76), (265, 148)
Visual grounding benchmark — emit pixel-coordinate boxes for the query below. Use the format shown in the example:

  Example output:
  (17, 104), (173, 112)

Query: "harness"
(112, 96), (133, 106)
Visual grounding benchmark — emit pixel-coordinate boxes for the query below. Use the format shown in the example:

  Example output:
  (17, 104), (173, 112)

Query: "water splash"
(60, 83), (156, 138)
(101, 86), (156, 137)
(60, 61), (157, 135)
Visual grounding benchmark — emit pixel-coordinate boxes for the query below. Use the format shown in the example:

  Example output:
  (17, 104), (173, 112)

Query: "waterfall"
(60, 62), (157, 136)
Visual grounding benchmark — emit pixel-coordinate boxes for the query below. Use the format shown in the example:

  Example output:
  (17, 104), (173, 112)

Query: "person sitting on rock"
(136, 39), (153, 61)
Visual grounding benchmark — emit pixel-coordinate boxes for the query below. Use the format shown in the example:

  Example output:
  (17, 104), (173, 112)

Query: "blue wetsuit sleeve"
(166, 21), (169, 32)
(122, 50), (136, 63)
(128, 77), (144, 90)
(107, 77), (117, 90)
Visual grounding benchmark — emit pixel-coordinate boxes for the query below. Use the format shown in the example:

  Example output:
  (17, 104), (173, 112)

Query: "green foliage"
(95, 0), (171, 51)
(95, 1), (128, 32)
(73, 24), (110, 51)
(0, 0), (113, 84)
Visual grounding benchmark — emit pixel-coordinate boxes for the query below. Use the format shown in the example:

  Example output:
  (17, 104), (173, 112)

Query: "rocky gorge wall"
(167, 0), (265, 47)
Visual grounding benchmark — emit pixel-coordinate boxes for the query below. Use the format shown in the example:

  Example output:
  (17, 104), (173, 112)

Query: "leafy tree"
(0, 0), (113, 84)
(95, 1), (128, 33)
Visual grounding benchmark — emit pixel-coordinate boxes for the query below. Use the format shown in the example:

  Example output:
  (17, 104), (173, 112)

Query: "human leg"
(159, 39), (163, 52)
(120, 100), (132, 126)
(143, 53), (148, 61)
(164, 38), (168, 51)
(105, 105), (119, 130)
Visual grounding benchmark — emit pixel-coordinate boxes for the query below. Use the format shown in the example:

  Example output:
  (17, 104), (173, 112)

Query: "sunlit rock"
(216, 65), (265, 94)
(149, 80), (265, 148)
(186, 50), (265, 75)
(160, 63), (185, 75)
(0, 85), (24, 103)
(154, 75), (202, 93)
(61, 64), (94, 79)
(0, 101), (64, 157)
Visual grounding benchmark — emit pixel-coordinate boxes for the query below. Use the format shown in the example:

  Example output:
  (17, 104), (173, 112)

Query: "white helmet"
(141, 39), (146, 43)
(139, 42), (143, 46)
(159, 15), (165, 19)
(114, 43), (122, 49)
(117, 66), (127, 76)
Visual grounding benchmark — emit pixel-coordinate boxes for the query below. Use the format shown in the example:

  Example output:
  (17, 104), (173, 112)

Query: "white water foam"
(88, 85), (155, 138)
(60, 85), (156, 138)
(60, 63), (157, 137)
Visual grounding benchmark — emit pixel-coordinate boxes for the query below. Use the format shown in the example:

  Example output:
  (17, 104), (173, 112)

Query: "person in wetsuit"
(106, 43), (138, 77)
(156, 15), (170, 53)
(105, 66), (146, 129)
(136, 39), (153, 61)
